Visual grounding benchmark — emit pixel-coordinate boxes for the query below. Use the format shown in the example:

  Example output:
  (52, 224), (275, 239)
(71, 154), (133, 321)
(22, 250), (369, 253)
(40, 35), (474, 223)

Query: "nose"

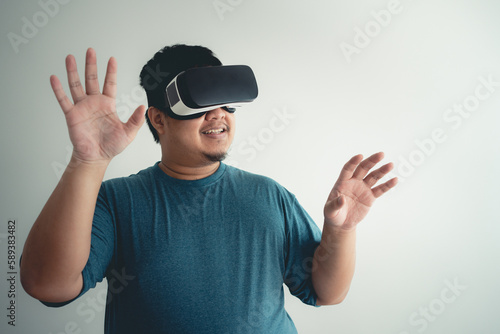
(205, 107), (226, 120)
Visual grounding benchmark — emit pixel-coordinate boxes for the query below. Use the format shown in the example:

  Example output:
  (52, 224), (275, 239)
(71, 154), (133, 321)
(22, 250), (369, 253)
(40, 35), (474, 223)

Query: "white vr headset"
(164, 65), (258, 119)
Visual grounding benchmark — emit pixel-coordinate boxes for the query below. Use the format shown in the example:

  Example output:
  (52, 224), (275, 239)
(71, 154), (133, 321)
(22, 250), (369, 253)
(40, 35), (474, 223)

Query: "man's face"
(161, 107), (235, 166)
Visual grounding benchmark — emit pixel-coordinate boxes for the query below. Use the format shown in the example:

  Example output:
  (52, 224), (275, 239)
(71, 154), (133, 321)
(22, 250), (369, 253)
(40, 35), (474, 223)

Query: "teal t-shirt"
(42, 162), (322, 333)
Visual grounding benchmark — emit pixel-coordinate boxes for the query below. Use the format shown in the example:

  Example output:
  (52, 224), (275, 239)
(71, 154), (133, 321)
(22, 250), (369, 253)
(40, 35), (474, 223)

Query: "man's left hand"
(324, 152), (398, 230)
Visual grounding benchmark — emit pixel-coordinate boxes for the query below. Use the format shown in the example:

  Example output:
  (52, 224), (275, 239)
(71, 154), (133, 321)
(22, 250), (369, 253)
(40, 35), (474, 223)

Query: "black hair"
(139, 44), (222, 143)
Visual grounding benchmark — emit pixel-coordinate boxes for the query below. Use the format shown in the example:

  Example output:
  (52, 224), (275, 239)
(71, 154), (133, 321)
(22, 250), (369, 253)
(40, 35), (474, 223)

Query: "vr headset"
(164, 65), (258, 119)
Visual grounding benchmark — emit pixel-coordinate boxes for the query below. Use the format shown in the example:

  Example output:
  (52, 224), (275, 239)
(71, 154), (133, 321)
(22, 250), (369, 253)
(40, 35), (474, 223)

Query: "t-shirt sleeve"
(282, 193), (322, 307)
(38, 183), (115, 307)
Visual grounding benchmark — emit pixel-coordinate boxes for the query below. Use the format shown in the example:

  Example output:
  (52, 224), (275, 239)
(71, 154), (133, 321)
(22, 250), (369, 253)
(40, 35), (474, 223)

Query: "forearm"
(20, 156), (109, 301)
(312, 223), (356, 305)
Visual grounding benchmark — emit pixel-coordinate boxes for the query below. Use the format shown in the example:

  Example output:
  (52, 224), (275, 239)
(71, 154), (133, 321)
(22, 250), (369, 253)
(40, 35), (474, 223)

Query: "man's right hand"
(50, 48), (145, 165)
(21, 48), (145, 303)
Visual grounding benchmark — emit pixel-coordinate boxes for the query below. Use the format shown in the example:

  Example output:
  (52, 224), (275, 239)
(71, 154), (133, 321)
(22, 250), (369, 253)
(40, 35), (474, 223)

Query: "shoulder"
(100, 164), (158, 194)
(224, 164), (279, 185)
(223, 164), (296, 201)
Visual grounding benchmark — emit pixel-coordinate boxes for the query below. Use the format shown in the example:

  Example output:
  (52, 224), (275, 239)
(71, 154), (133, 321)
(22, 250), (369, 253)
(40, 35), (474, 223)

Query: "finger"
(124, 105), (146, 139)
(364, 162), (394, 188)
(102, 56), (117, 98)
(352, 152), (385, 180)
(65, 54), (85, 103)
(50, 75), (73, 114)
(372, 177), (398, 198)
(337, 154), (364, 181)
(85, 48), (100, 95)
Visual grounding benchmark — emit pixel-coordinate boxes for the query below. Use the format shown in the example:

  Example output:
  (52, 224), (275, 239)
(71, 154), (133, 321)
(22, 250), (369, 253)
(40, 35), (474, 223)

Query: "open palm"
(324, 152), (398, 230)
(50, 48), (145, 164)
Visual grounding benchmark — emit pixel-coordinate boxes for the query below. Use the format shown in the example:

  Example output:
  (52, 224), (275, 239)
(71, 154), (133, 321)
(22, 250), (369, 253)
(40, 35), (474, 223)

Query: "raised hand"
(324, 152), (398, 230)
(50, 48), (145, 164)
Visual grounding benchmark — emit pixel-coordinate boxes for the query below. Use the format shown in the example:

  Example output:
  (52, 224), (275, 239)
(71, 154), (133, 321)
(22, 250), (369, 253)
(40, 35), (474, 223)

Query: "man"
(20, 44), (397, 333)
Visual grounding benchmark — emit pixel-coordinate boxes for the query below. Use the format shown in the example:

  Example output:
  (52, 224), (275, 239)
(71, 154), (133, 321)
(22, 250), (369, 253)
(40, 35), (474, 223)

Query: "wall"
(1, 0), (499, 333)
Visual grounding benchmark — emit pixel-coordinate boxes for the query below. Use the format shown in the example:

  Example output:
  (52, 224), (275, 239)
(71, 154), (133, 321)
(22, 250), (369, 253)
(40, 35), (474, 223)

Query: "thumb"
(324, 195), (345, 217)
(125, 105), (146, 137)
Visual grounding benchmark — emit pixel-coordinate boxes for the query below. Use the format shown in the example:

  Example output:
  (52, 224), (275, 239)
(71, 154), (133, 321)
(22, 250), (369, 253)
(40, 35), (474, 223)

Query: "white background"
(1, 0), (499, 333)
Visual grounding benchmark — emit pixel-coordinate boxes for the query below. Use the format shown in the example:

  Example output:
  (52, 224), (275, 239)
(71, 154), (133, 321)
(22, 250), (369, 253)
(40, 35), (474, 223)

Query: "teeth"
(204, 129), (224, 134)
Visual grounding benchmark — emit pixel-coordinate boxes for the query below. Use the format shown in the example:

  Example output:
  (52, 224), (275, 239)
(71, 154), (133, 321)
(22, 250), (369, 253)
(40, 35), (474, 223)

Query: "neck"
(159, 159), (220, 180)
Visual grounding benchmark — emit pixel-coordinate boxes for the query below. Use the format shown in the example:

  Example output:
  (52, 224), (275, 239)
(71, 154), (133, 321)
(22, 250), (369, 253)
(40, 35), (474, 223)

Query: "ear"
(147, 107), (167, 135)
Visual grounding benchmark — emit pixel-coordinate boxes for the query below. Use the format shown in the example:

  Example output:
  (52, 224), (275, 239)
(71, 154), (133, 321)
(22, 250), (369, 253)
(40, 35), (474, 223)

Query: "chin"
(203, 150), (228, 163)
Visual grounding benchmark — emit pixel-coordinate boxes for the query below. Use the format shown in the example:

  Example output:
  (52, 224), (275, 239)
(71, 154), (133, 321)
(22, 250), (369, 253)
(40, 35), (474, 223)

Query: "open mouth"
(202, 128), (225, 135)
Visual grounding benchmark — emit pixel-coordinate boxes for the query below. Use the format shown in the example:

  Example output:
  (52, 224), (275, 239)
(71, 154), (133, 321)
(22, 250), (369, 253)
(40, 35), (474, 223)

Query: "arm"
(21, 158), (109, 303)
(312, 224), (356, 305)
(20, 48), (145, 303)
(312, 152), (398, 305)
